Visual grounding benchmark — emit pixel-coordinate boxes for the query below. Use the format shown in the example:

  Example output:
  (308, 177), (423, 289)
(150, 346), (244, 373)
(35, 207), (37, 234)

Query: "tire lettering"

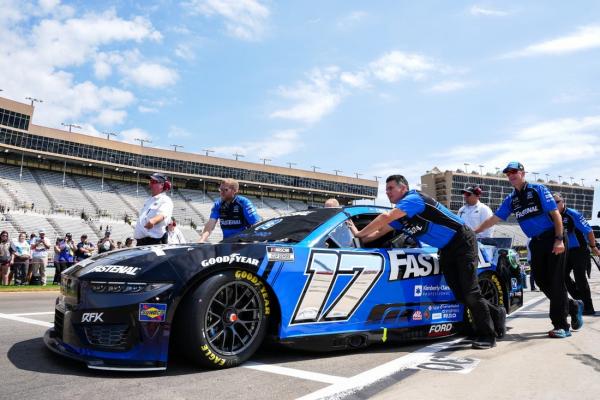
(234, 270), (271, 315)
(200, 344), (226, 366)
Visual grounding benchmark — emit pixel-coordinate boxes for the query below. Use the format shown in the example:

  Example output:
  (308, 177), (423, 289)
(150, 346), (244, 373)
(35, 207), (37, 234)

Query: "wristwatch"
(554, 235), (564, 241)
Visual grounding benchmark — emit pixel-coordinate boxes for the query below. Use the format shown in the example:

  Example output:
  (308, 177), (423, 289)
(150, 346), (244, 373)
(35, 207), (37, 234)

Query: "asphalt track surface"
(2, 274), (600, 400)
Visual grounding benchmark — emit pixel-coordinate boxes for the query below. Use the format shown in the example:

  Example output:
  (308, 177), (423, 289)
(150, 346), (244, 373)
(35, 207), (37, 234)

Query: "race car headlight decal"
(89, 281), (170, 294)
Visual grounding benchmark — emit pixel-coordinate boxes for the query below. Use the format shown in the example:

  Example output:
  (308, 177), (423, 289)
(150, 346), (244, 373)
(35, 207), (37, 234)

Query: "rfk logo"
(81, 312), (104, 323)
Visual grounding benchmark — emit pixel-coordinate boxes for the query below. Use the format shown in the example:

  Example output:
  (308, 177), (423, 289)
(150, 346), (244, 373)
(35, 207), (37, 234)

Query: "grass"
(0, 284), (60, 292)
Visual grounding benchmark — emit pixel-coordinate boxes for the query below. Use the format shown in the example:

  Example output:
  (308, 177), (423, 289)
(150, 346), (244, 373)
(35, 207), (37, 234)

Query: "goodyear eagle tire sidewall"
(183, 270), (270, 369)
(463, 273), (505, 334)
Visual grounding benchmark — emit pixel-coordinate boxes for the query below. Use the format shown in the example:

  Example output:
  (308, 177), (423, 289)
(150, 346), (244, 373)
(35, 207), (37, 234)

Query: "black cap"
(149, 172), (168, 183)
(502, 161), (525, 173)
(461, 185), (482, 195)
(66, 232), (72, 237)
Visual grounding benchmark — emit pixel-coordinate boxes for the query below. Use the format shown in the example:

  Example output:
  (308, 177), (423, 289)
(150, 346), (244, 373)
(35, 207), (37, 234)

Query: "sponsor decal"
(515, 206), (539, 219)
(257, 218), (283, 230)
(423, 309), (431, 320)
(266, 246), (295, 262)
(88, 265), (142, 276)
(511, 278), (518, 290)
(235, 270), (271, 315)
(139, 303), (167, 322)
(221, 219), (242, 226)
(201, 253), (260, 267)
(428, 323), (453, 337)
(414, 285), (423, 297)
(432, 312), (442, 320)
(412, 310), (423, 321)
(388, 251), (440, 280)
(81, 312), (104, 323)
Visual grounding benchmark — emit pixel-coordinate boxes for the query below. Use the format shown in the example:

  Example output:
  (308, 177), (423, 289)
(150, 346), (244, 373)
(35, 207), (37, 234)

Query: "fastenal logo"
(88, 265), (141, 276)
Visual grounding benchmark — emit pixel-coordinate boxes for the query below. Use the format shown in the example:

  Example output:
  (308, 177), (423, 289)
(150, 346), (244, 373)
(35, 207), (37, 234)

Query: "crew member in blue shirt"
(199, 178), (261, 242)
(351, 175), (505, 349)
(553, 192), (600, 315)
(475, 162), (583, 338)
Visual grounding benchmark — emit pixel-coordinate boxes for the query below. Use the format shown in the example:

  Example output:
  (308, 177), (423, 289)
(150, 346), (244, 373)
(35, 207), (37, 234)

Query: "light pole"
(171, 144), (184, 152)
(581, 178), (585, 186)
(233, 153), (244, 161)
(463, 163), (470, 173)
(134, 138), (151, 147)
(25, 97), (43, 107)
(374, 176), (382, 182)
(545, 174), (550, 183)
(311, 166), (320, 172)
(202, 149), (214, 156)
(355, 172), (363, 179)
(558, 175), (562, 184)
(286, 162), (296, 168)
(494, 167), (500, 174)
(61, 122), (81, 133)
(333, 169), (342, 176)
(569, 176), (574, 185)
(103, 131), (117, 140)
(478, 164), (484, 175)
(60, 123), (81, 187)
(532, 172), (539, 181)
(260, 158), (271, 165)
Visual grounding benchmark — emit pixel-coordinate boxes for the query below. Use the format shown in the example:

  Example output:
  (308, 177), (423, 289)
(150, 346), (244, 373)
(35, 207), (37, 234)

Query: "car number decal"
(290, 250), (384, 324)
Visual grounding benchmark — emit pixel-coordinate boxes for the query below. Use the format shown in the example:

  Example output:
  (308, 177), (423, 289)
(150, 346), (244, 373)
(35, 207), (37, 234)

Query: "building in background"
(421, 167), (595, 219)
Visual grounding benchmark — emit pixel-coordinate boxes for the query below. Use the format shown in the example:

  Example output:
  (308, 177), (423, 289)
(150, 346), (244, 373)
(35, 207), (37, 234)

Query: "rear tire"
(179, 270), (270, 369)
(463, 272), (505, 335)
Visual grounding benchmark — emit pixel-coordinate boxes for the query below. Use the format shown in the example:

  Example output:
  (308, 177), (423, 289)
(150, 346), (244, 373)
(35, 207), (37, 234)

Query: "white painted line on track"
(507, 295), (547, 318)
(296, 337), (466, 400)
(0, 313), (53, 328)
(243, 362), (347, 384)
(10, 312), (55, 316)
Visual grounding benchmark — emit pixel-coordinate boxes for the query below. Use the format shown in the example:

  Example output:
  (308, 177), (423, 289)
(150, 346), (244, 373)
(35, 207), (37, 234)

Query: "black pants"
(55, 261), (73, 284)
(440, 226), (499, 338)
(529, 230), (578, 330)
(136, 235), (167, 246)
(565, 247), (594, 312)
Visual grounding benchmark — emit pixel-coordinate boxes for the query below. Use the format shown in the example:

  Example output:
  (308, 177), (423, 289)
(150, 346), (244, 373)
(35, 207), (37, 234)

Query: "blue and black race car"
(44, 206), (523, 371)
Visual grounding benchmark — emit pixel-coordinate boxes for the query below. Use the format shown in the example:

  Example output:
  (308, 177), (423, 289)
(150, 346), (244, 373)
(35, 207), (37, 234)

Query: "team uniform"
(210, 195), (261, 239)
(562, 207), (595, 314)
(495, 182), (579, 331)
(389, 190), (502, 340)
(458, 201), (494, 238)
(134, 192), (174, 245)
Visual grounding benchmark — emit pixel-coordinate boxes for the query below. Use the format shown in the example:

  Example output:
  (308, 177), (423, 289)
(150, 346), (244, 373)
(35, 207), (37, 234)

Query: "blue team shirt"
(562, 207), (592, 249)
(495, 182), (557, 238)
(388, 190), (466, 249)
(210, 195), (261, 238)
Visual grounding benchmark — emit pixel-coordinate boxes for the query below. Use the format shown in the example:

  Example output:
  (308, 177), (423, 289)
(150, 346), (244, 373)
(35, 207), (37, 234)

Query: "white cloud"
(121, 62), (179, 88)
(270, 67), (345, 124)
(468, 5), (509, 17)
(369, 51), (436, 82)
(168, 126), (192, 139)
(93, 109), (127, 126)
(183, 0), (270, 41)
(339, 71), (370, 89)
(211, 129), (303, 160)
(336, 11), (368, 30)
(175, 43), (196, 60)
(120, 128), (153, 145)
(138, 105), (158, 113)
(427, 80), (472, 93)
(504, 25), (600, 58)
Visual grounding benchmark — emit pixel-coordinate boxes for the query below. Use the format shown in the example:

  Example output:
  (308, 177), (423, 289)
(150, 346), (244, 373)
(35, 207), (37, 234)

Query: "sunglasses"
(149, 179), (163, 184)
(463, 192), (472, 197)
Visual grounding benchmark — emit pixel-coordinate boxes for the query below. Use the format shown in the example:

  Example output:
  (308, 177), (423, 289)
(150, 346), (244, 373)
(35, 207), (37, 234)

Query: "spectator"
(76, 234), (95, 261)
(199, 178), (260, 242)
(29, 229), (50, 285)
(134, 173), (173, 246)
(53, 238), (61, 285)
(116, 241), (123, 249)
(124, 237), (135, 248)
(10, 232), (31, 285)
(0, 231), (11, 285)
(97, 231), (116, 254)
(457, 185), (494, 238)
(324, 198), (340, 208)
(167, 217), (186, 244)
(56, 233), (76, 284)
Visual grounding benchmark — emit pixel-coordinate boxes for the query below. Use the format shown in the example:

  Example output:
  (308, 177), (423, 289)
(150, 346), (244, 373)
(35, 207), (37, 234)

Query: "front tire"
(179, 270), (270, 369)
(463, 272), (505, 334)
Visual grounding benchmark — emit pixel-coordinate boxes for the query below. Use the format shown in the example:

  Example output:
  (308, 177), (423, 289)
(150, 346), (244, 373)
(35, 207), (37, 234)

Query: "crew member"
(324, 198), (340, 208)
(475, 162), (583, 338)
(167, 217), (186, 244)
(554, 192), (600, 315)
(199, 178), (260, 242)
(458, 185), (494, 238)
(134, 173), (174, 246)
(350, 175), (505, 349)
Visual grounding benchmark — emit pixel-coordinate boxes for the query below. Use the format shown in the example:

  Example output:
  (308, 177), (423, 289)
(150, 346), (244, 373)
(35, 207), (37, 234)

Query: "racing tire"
(463, 273), (505, 335)
(179, 270), (271, 369)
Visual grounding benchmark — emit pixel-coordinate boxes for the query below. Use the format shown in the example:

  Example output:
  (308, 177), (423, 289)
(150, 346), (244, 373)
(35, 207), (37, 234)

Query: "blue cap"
(149, 172), (168, 183)
(502, 161), (524, 173)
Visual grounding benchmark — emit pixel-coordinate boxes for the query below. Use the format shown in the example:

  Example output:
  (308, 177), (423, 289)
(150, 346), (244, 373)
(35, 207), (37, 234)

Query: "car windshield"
(222, 208), (341, 243)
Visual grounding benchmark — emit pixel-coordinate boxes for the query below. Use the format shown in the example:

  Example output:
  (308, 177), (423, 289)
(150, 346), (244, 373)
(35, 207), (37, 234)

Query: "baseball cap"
(502, 161), (525, 173)
(38, 229), (45, 234)
(149, 172), (168, 183)
(461, 185), (482, 195)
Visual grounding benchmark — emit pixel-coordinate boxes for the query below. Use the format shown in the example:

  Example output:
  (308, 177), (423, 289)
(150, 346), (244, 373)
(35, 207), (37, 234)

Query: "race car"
(44, 206), (523, 371)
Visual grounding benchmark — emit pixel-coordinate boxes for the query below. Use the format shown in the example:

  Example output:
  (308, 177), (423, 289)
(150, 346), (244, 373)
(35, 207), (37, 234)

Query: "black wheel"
(462, 273), (505, 335)
(179, 270), (270, 369)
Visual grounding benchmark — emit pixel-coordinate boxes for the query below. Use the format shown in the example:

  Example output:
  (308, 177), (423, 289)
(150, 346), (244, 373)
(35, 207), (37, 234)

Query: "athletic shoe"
(548, 328), (572, 338)
(571, 300), (584, 331)
(472, 336), (496, 349)
(493, 307), (507, 339)
(583, 309), (596, 316)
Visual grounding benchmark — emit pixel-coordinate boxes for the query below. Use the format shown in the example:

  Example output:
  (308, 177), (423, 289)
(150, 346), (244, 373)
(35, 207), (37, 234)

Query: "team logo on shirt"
(388, 251), (440, 280)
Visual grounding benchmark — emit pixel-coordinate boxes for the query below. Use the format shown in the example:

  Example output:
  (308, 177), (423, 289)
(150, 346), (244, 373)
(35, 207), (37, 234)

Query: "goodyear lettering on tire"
(235, 270), (271, 315)
(200, 344), (226, 366)
(491, 274), (505, 306)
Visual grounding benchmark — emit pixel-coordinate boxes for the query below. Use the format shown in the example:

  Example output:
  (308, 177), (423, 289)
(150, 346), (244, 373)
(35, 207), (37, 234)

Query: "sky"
(1, 0), (600, 204)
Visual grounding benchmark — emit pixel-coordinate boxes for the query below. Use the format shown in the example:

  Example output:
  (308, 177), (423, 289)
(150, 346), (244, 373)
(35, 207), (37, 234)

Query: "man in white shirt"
(29, 229), (50, 285)
(458, 185), (494, 238)
(167, 217), (186, 244)
(134, 173), (174, 246)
